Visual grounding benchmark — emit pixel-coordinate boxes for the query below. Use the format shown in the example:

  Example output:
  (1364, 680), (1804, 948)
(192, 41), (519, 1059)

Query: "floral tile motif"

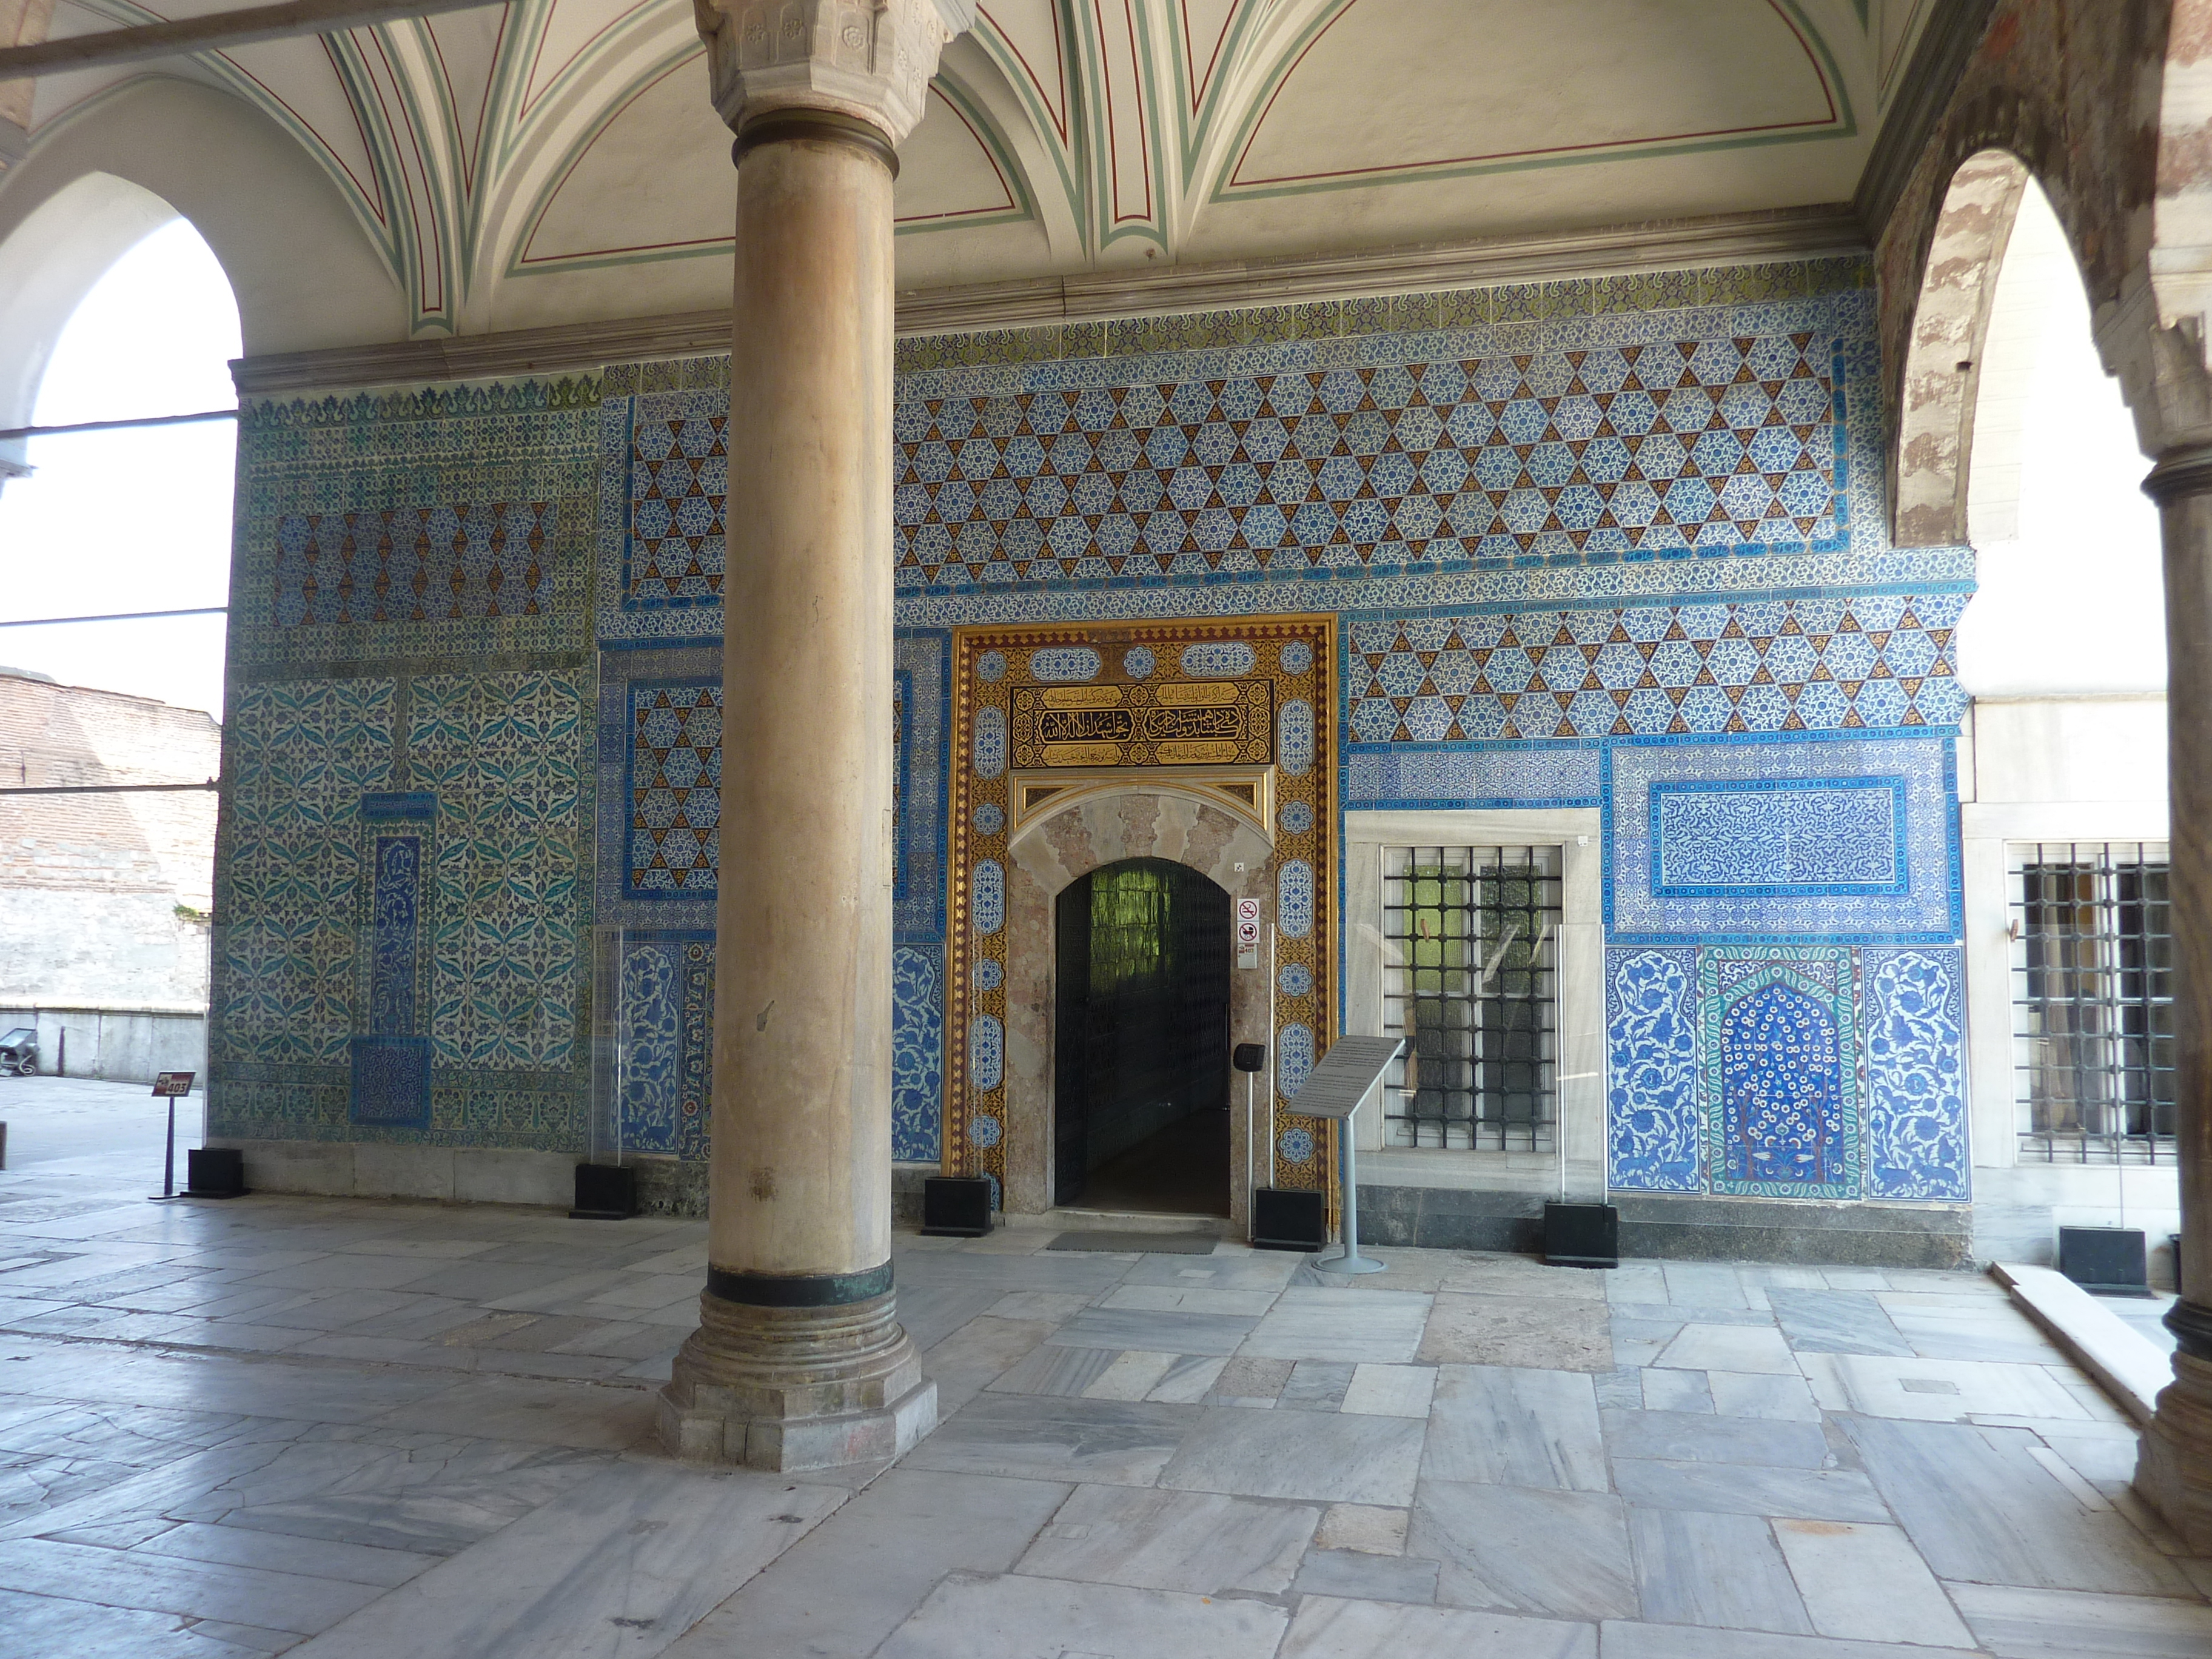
(609, 931), (712, 1162)
(1606, 947), (1702, 1191)
(1343, 594), (1965, 743)
(1604, 731), (1962, 945)
(1699, 947), (1860, 1201)
(1346, 745), (1600, 809)
(1863, 947), (1969, 1201)
(893, 945), (943, 1163)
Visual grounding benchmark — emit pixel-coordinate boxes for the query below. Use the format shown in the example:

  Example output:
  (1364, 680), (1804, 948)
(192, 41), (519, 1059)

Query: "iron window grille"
(2011, 841), (2175, 1164)
(1381, 845), (1561, 1151)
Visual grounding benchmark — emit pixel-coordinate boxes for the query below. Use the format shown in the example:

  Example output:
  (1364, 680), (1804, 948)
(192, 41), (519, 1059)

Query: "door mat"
(1046, 1230), (1220, 1255)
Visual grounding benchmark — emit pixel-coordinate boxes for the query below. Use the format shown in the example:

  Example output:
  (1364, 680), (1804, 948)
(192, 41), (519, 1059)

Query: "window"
(1380, 845), (1560, 1151)
(2012, 841), (2175, 1163)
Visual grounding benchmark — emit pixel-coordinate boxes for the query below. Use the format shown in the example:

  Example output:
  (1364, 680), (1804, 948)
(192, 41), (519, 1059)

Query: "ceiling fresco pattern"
(25, 0), (1920, 336)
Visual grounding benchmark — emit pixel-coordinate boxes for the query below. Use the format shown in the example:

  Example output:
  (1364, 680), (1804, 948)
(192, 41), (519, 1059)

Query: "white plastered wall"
(1341, 809), (1605, 1203)
(0, 76), (402, 364)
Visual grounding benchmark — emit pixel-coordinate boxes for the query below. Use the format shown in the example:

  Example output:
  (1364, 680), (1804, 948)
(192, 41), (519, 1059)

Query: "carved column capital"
(692, 0), (975, 152)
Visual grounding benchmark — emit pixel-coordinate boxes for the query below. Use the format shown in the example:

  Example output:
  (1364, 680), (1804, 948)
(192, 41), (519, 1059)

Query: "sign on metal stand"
(1285, 1035), (1404, 1275)
(147, 1071), (195, 1202)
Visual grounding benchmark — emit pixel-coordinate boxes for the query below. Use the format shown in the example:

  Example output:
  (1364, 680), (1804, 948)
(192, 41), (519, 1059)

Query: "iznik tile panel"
(1605, 732), (1962, 944)
(626, 681), (721, 899)
(1700, 948), (1860, 1200)
(1652, 778), (1908, 897)
(1863, 947), (1969, 1201)
(1606, 947), (1703, 1192)
(611, 931), (712, 1162)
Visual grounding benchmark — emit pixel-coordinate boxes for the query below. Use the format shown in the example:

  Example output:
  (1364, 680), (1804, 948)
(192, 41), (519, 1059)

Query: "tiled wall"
(210, 254), (1972, 1207)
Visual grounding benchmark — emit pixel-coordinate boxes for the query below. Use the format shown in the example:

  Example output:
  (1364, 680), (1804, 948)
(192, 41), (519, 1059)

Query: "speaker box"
(571, 1163), (637, 1221)
(1232, 1042), (1267, 1073)
(1250, 1185), (1326, 1252)
(185, 1147), (246, 1198)
(922, 1175), (994, 1237)
(1543, 1200), (1618, 1269)
(2059, 1225), (2151, 1295)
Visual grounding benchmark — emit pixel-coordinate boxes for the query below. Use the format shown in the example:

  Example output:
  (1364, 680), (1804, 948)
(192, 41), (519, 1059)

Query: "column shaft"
(659, 122), (931, 1470)
(2136, 446), (2212, 1547)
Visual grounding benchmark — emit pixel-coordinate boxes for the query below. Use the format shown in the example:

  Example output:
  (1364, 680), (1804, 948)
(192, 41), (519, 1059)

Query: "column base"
(2137, 1342), (2212, 1552)
(657, 1285), (936, 1470)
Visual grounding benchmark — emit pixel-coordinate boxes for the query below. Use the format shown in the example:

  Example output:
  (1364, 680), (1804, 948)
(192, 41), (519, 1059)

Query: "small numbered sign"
(152, 1071), (195, 1098)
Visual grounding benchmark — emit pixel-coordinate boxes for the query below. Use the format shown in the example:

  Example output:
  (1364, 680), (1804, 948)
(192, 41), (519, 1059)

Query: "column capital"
(692, 0), (975, 152)
(2144, 440), (2212, 505)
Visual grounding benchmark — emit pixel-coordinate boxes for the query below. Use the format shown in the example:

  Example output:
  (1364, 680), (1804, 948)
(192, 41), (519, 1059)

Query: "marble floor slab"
(660, 1470), (1070, 1659)
(1290, 1547), (1441, 1604)
(1410, 1478), (1637, 1618)
(1241, 1289), (1432, 1364)
(1946, 1580), (2212, 1657)
(1012, 1482), (1317, 1595)
(1044, 1307), (1257, 1357)
(1607, 1458), (1890, 1523)
(1278, 1595), (1597, 1658)
(1418, 1293), (1612, 1371)
(1626, 1504), (1814, 1634)
(1706, 1370), (1823, 1421)
(1158, 1406), (1426, 1505)
(1597, 1622), (1982, 1658)
(1600, 1407), (1833, 1469)
(1342, 1362), (1436, 1418)
(283, 1461), (846, 1659)
(901, 1393), (1197, 1487)
(1653, 1322), (1800, 1376)
(873, 1568), (1289, 1659)
(1841, 1415), (2197, 1597)
(1422, 1366), (1609, 1491)
(1765, 1290), (1916, 1358)
(1769, 1517), (1977, 1647)
(1798, 1352), (2092, 1424)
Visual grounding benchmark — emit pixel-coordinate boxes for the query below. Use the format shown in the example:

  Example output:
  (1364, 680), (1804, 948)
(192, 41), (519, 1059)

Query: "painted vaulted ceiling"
(22, 0), (1935, 339)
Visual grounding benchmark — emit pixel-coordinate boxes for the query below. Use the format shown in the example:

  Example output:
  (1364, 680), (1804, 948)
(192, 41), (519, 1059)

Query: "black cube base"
(921, 1175), (994, 1237)
(185, 1147), (247, 1199)
(1250, 1186), (1326, 1252)
(1543, 1200), (1619, 1269)
(571, 1162), (637, 1221)
(2059, 1225), (2151, 1295)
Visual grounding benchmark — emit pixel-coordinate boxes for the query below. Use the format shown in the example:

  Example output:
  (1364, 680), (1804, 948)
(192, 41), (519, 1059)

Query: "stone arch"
(1891, 149), (2032, 547)
(998, 788), (1278, 1221)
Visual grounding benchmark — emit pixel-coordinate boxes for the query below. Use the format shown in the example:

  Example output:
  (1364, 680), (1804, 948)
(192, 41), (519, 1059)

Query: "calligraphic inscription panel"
(1013, 679), (1273, 769)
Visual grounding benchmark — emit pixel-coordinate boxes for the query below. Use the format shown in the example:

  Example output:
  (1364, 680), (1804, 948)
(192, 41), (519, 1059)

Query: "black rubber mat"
(1044, 1230), (1219, 1255)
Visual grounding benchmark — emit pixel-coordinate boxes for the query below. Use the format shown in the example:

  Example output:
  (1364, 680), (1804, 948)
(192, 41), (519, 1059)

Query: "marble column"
(658, 0), (972, 1471)
(2137, 441), (2212, 1547)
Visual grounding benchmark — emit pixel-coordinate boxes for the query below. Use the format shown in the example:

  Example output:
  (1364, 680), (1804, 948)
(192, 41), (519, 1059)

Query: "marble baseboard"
(216, 1140), (577, 1210)
(1353, 1188), (1971, 1269)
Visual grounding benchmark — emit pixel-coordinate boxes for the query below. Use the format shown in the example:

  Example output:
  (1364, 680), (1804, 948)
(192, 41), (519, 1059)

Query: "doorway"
(1054, 857), (1232, 1213)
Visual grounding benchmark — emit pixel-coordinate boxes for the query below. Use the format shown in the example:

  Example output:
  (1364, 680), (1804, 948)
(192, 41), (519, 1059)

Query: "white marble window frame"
(1342, 808), (1606, 1201)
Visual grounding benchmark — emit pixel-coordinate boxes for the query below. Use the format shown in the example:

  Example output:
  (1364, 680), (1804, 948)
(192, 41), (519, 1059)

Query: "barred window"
(2012, 842), (2175, 1164)
(1381, 845), (1561, 1151)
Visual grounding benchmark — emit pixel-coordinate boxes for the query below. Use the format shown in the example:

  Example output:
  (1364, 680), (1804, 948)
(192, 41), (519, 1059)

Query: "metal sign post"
(147, 1070), (195, 1202)
(1285, 1035), (1404, 1276)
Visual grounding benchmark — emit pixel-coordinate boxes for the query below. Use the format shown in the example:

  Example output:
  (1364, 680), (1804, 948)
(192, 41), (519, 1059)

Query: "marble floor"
(1, 1133), (2208, 1654)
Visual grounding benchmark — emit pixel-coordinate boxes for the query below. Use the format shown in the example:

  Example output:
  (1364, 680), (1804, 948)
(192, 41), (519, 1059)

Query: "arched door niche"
(1004, 787), (1277, 1221)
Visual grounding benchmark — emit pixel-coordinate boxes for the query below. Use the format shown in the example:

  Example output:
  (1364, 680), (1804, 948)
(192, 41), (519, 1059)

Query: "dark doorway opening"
(1054, 857), (1232, 1214)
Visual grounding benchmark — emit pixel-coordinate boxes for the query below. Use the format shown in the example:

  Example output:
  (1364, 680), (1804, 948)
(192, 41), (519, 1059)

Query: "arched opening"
(1954, 175), (2165, 693)
(0, 178), (239, 715)
(1052, 856), (1233, 1214)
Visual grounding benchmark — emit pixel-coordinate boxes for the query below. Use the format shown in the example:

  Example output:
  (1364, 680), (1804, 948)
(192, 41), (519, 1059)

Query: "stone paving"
(0, 1119), (2208, 1655)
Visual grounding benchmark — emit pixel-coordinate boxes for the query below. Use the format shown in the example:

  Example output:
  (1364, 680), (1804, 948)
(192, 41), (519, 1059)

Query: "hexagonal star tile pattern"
(272, 504), (557, 625)
(1344, 594), (1963, 743)
(627, 683), (722, 897)
(893, 336), (1839, 586)
(628, 402), (728, 608)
